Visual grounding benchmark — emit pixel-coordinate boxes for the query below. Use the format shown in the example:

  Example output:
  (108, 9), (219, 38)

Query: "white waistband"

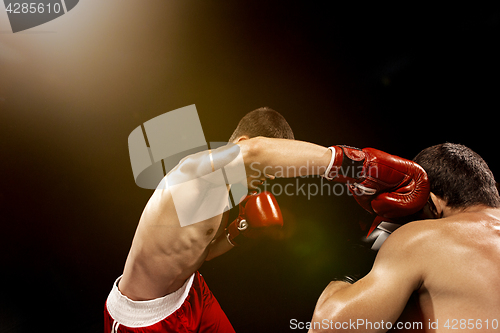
(106, 274), (195, 328)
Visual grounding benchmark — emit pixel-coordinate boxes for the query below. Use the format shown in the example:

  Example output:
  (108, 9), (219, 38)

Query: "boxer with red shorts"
(105, 272), (233, 332)
(105, 107), (336, 332)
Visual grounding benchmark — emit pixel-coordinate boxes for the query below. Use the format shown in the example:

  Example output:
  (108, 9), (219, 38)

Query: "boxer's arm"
(205, 232), (234, 261)
(238, 137), (332, 179)
(167, 137), (330, 190)
(309, 224), (426, 333)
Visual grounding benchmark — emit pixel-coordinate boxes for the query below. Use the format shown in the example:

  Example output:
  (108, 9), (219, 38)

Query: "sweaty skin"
(118, 137), (331, 301)
(310, 206), (500, 333)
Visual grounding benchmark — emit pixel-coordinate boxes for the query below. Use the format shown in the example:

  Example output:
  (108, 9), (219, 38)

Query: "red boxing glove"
(226, 191), (283, 246)
(324, 145), (430, 219)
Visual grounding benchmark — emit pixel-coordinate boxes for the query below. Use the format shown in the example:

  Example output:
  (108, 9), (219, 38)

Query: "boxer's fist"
(341, 218), (402, 284)
(325, 146), (430, 219)
(226, 191), (283, 246)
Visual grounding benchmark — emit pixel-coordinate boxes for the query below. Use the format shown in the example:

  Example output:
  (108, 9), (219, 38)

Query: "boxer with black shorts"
(309, 143), (500, 333)
(105, 107), (335, 332)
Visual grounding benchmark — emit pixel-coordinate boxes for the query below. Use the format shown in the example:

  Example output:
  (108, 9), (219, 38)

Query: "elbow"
(239, 136), (265, 166)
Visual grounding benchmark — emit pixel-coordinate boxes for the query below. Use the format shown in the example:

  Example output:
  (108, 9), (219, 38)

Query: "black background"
(1, 2), (499, 332)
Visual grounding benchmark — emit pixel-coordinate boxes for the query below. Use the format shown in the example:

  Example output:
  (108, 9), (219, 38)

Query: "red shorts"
(104, 271), (235, 333)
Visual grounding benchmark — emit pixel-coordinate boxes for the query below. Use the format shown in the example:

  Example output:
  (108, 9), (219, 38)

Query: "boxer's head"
(414, 143), (500, 217)
(229, 107), (294, 143)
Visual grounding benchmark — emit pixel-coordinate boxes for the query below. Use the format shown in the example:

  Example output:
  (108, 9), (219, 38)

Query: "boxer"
(104, 107), (335, 332)
(309, 143), (500, 333)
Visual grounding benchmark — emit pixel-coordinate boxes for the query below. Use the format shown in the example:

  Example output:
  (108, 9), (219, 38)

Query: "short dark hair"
(229, 107), (294, 142)
(413, 143), (500, 209)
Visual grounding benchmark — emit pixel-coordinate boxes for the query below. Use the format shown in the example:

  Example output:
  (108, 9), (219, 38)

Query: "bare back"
(415, 208), (500, 331)
(115, 138), (332, 302)
(118, 186), (228, 301)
